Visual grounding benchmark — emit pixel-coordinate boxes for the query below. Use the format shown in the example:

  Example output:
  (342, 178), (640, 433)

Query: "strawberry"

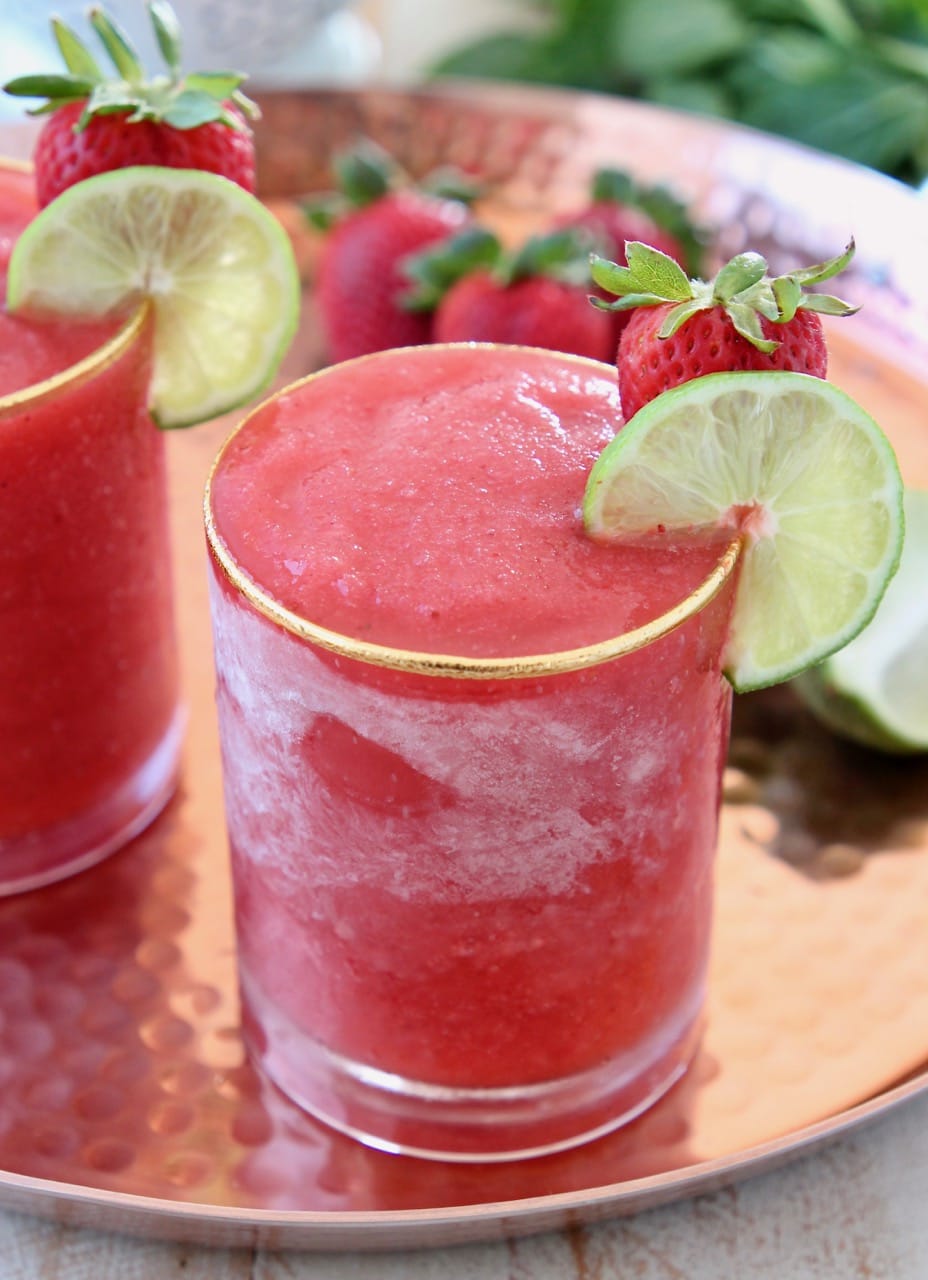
(555, 169), (704, 275)
(407, 227), (615, 362)
(555, 169), (706, 349)
(307, 141), (475, 363)
(591, 240), (859, 419)
(3, 1), (258, 207)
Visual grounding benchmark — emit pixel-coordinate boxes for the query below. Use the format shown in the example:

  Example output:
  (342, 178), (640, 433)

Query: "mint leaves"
(431, 0), (928, 186)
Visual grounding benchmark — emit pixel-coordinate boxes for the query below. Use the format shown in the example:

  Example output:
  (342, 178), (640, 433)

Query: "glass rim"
(204, 344), (743, 680)
(0, 155), (33, 176)
(0, 303), (149, 423)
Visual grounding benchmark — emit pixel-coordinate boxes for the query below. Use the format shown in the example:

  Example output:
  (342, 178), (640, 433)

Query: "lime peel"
(5, 165), (300, 429)
(583, 370), (905, 693)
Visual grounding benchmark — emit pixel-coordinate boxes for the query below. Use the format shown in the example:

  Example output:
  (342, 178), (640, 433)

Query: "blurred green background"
(431, 0), (928, 187)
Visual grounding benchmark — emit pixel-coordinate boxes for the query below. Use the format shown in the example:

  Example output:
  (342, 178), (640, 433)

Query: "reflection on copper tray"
(0, 85), (926, 1250)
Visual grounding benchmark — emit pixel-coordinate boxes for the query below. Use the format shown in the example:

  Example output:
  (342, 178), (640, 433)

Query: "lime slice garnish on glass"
(793, 488), (928, 752)
(5, 166), (299, 429)
(583, 370), (904, 693)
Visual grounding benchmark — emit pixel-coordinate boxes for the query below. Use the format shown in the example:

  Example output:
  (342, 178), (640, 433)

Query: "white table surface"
(1, 1087), (926, 1279)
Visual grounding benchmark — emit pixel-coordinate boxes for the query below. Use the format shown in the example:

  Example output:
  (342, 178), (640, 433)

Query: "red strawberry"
(555, 169), (706, 349)
(3, 2), (258, 207)
(555, 169), (703, 274)
(308, 142), (475, 363)
(437, 271), (614, 359)
(408, 227), (614, 362)
(32, 100), (255, 207)
(590, 241), (858, 419)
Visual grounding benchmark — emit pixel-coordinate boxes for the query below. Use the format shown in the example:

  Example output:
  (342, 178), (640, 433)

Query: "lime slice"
(793, 488), (928, 752)
(583, 371), (904, 693)
(5, 166), (299, 428)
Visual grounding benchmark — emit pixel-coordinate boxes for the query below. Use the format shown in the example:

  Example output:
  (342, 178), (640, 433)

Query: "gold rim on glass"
(0, 155), (33, 175)
(204, 345), (743, 680)
(0, 303), (149, 423)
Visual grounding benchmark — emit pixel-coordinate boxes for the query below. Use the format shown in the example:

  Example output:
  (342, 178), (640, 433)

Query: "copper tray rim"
(2, 82), (927, 1251)
(258, 76), (926, 199)
(0, 1070), (923, 1247)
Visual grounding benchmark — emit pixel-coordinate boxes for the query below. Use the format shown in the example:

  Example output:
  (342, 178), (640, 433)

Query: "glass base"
(0, 708), (185, 897)
(240, 964), (704, 1163)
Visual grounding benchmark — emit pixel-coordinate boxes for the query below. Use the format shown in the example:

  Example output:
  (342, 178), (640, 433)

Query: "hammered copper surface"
(0, 87), (926, 1249)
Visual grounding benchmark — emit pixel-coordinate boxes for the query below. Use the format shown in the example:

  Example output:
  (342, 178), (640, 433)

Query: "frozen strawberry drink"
(0, 5), (299, 897)
(0, 160), (36, 284)
(0, 306), (181, 894)
(205, 344), (739, 1160)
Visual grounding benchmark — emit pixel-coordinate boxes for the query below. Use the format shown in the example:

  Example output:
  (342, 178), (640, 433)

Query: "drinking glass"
(0, 157), (36, 281)
(204, 346), (740, 1161)
(0, 305), (182, 894)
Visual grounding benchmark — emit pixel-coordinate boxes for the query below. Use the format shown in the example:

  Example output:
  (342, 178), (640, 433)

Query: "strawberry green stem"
(590, 239), (859, 351)
(2, 1), (258, 130)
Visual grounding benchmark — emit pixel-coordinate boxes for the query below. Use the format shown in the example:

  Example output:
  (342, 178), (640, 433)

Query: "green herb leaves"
(432, 0), (928, 185)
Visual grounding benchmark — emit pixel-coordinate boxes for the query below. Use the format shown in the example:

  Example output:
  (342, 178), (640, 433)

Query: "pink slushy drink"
(206, 344), (736, 1160)
(0, 160), (35, 282)
(0, 305), (181, 893)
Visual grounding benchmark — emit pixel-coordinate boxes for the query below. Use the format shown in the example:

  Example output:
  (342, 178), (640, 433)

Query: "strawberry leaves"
(88, 5), (145, 84)
(506, 228), (597, 286)
(403, 226), (596, 311)
(2, 1), (258, 132)
(591, 239), (859, 352)
(52, 17), (104, 84)
(304, 139), (479, 233)
(305, 142), (414, 231)
(402, 227), (499, 311)
(149, 0), (183, 76)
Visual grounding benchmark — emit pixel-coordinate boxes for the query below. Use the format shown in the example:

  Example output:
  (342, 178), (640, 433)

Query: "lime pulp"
(583, 370), (904, 693)
(5, 166), (300, 429)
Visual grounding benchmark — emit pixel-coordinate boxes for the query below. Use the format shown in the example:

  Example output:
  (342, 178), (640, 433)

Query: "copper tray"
(1, 85), (927, 1252)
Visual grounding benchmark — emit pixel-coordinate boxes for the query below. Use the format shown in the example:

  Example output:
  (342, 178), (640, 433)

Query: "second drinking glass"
(0, 303), (181, 895)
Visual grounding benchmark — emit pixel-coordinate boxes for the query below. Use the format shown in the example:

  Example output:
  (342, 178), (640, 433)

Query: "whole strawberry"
(591, 241), (858, 420)
(307, 142), (475, 363)
(408, 227), (615, 362)
(3, 1), (258, 207)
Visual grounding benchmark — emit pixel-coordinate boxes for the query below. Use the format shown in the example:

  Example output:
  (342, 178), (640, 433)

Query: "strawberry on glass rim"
(583, 236), (905, 693)
(2, 0), (258, 207)
(591, 240), (859, 419)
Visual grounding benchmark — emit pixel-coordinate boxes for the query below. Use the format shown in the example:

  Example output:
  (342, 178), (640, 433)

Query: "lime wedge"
(793, 488), (928, 752)
(5, 166), (299, 428)
(583, 371), (904, 693)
